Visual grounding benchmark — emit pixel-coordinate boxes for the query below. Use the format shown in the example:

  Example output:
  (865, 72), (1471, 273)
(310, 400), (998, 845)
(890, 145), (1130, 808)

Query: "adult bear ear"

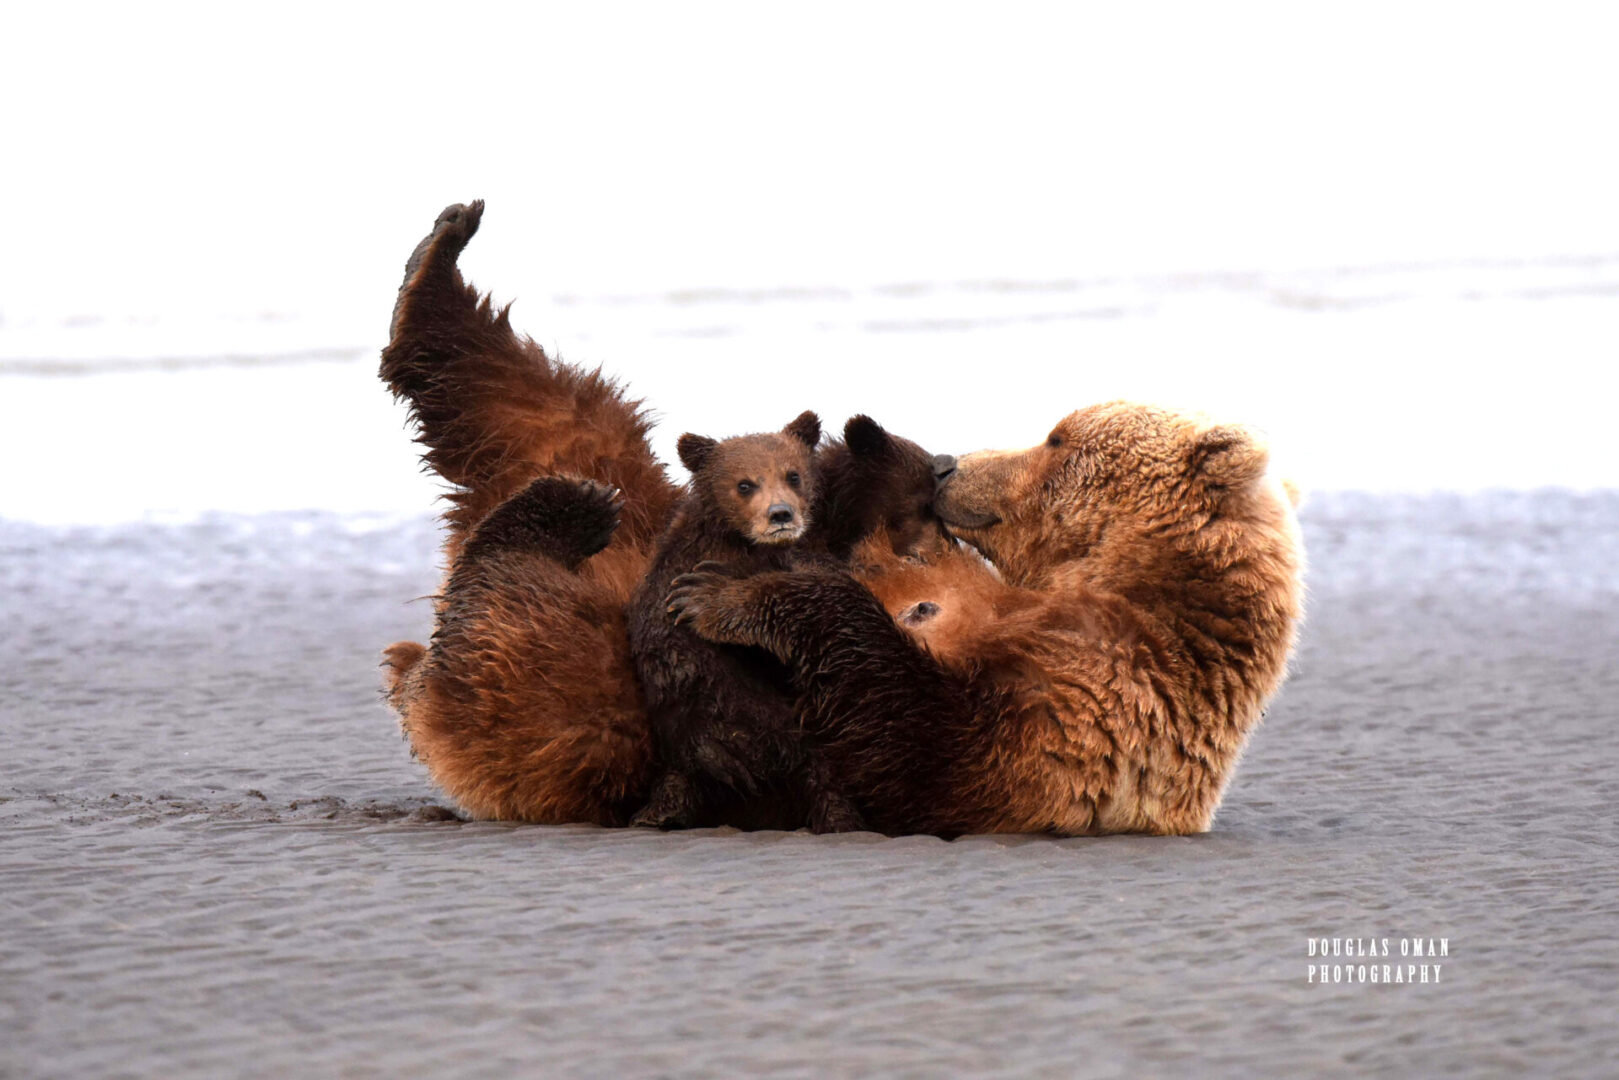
(677, 433), (718, 474)
(1191, 424), (1269, 490)
(843, 414), (892, 460)
(783, 410), (821, 449)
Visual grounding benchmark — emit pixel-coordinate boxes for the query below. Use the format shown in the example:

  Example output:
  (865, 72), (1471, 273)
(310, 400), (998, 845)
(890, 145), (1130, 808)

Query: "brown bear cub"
(628, 410), (866, 833)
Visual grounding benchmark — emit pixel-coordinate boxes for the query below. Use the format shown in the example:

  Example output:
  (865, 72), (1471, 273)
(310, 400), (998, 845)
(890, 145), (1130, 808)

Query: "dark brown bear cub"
(628, 410), (862, 833)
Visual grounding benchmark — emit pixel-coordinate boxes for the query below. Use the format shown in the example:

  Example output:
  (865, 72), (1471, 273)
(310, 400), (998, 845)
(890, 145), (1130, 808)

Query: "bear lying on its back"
(668, 402), (1306, 837)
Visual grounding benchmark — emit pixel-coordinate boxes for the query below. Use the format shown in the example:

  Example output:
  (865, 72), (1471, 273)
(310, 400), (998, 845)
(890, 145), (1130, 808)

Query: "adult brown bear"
(668, 402), (1306, 837)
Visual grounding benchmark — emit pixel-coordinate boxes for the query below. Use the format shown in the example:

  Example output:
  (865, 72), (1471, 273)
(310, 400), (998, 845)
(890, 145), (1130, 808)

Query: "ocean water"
(5, 251), (1619, 527)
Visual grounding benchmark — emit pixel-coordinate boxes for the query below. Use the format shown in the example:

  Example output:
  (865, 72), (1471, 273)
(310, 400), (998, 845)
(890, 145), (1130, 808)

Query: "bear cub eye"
(737, 480), (755, 495)
(1047, 434), (1063, 449)
(785, 471), (801, 489)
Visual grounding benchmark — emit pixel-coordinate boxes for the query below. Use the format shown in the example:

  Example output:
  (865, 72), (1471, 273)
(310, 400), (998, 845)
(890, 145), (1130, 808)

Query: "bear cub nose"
(768, 504), (795, 525)
(931, 454), (957, 482)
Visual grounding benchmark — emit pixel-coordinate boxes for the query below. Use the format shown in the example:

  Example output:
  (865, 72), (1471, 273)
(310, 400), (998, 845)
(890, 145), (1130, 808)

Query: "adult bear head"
(935, 401), (1300, 594)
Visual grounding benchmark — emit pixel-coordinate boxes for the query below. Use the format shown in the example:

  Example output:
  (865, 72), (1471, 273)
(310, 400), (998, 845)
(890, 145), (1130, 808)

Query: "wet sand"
(3, 492), (1617, 1077)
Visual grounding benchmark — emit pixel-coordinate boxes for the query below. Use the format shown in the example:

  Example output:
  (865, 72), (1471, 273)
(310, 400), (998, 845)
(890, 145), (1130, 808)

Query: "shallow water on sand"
(4, 493), (1618, 1076)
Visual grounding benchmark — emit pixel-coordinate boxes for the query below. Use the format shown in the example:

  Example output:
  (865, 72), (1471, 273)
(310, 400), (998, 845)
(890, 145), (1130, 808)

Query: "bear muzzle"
(757, 504), (806, 544)
(934, 480), (1001, 530)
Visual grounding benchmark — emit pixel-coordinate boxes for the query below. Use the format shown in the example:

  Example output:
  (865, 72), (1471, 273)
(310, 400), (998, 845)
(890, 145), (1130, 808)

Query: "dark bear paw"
(666, 561), (765, 647)
(466, 475), (622, 568)
(630, 772), (700, 830)
(406, 201), (484, 276)
(391, 200), (486, 335)
(432, 200), (485, 238)
(538, 476), (623, 560)
(807, 792), (866, 835)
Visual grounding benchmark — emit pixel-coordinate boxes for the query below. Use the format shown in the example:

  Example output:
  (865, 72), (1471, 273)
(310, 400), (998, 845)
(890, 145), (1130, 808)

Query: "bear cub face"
(819, 415), (954, 561)
(675, 410), (820, 546)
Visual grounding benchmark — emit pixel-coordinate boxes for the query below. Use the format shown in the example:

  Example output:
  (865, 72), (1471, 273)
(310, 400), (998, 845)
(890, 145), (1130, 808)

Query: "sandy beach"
(3, 491), (1616, 1077)
(5, 6), (1618, 1073)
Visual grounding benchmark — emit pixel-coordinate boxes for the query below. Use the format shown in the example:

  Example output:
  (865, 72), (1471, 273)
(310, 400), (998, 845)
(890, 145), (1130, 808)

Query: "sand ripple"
(3, 494), (1617, 1076)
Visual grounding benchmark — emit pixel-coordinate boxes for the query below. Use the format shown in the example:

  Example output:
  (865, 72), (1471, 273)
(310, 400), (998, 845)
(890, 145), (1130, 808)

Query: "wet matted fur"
(379, 202), (677, 823)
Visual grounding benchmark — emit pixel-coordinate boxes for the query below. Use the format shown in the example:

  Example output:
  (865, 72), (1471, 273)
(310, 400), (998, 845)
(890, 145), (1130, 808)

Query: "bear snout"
(767, 503), (795, 525)
(931, 454), (957, 483)
(934, 478), (1001, 530)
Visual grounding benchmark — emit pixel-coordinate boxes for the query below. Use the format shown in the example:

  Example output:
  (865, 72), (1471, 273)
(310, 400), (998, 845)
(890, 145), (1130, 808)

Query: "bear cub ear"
(782, 410), (822, 450)
(1192, 424), (1269, 490)
(843, 414), (893, 460)
(677, 433), (719, 474)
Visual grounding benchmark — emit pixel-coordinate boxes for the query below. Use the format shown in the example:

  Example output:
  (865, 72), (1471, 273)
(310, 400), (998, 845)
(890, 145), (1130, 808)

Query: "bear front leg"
(667, 564), (901, 669)
(664, 562), (794, 651)
(668, 564), (973, 726)
(462, 476), (623, 570)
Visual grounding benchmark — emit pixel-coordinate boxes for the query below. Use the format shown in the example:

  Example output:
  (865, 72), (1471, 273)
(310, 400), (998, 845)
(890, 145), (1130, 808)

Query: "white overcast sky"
(3, 2), (1617, 517)
(7, 2), (1616, 314)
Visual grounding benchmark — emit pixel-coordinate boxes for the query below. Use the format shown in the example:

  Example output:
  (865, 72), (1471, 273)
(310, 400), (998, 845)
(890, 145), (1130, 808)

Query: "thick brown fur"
(377, 202), (953, 826)
(628, 413), (871, 833)
(379, 202), (677, 823)
(668, 402), (1306, 837)
(391, 476), (653, 822)
(812, 415), (955, 562)
(380, 201), (678, 566)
